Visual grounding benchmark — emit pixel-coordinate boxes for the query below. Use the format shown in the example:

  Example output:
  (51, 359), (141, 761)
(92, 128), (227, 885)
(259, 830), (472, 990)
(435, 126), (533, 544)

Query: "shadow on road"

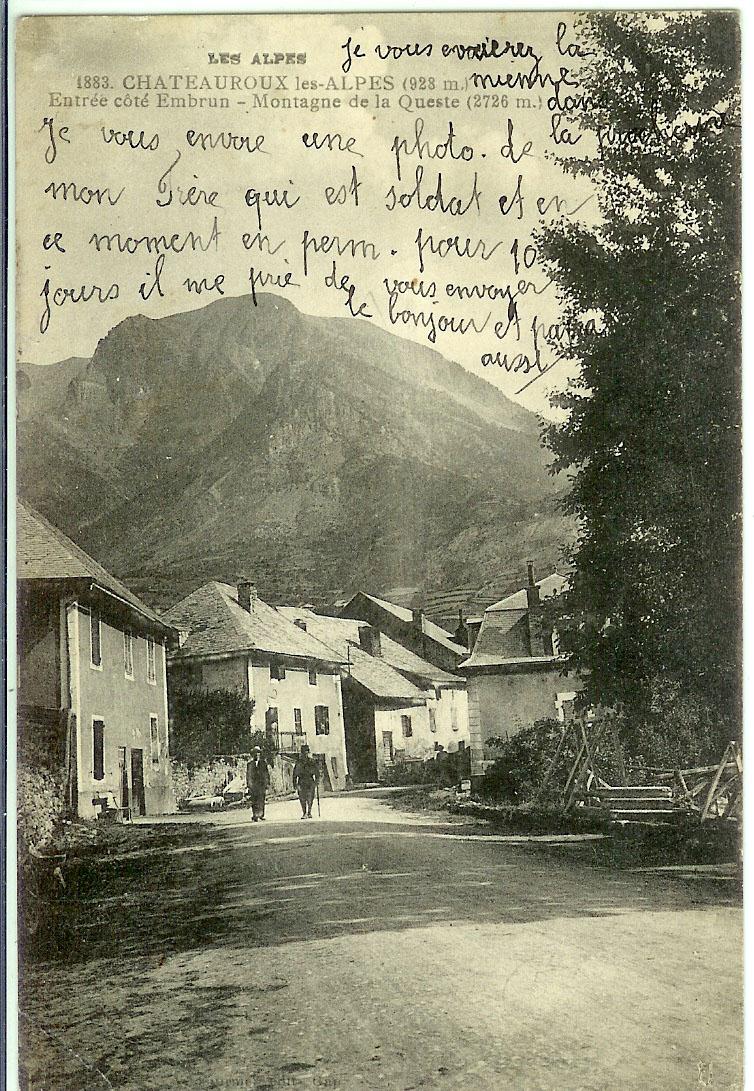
(28, 811), (741, 970)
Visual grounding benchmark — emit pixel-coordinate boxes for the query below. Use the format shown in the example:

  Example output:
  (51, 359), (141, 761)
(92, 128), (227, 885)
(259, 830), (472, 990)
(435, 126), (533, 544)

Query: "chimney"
(411, 607), (424, 632)
(293, 618), (307, 632)
(359, 624), (382, 657)
(525, 562), (544, 654)
(237, 577), (257, 613)
(454, 609), (469, 650)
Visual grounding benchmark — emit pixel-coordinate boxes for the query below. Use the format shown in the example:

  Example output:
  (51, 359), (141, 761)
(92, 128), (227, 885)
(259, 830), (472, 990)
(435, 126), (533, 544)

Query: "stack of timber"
(549, 720), (742, 828)
(586, 783), (677, 823)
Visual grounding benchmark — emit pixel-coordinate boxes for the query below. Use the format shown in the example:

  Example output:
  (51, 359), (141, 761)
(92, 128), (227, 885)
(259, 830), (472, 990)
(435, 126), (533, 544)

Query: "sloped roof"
(464, 608), (530, 663)
(345, 593), (468, 657)
(278, 608), (463, 688)
(461, 572), (569, 670)
(164, 582), (344, 664)
(17, 500), (169, 630)
(486, 572), (569, 612)
(343, 645), (427, 702)
(276, 610), (434, 702)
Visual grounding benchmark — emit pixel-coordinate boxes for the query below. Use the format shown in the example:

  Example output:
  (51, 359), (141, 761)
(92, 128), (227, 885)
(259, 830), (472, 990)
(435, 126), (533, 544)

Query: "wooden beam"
(701, 743), (734, 822)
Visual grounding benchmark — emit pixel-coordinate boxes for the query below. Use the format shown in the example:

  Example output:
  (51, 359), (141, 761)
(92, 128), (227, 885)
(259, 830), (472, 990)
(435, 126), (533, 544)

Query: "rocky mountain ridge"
(17, 294), (573, 612)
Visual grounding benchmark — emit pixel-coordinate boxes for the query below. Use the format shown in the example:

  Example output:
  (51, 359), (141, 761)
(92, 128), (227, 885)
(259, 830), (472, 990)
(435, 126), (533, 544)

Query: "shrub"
(381, 749), (471, 788)
(169, 686), (255, 768)
(480, 717), (627, 803)
(480, 719), (565, 802)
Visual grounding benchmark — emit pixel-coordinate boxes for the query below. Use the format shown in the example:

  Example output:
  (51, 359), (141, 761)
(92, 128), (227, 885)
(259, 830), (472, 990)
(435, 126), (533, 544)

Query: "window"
(150, 715), (160, 768)
(146, 637), (156, 684)
(90, 610), (102, 668)
(270, 661), (286, 681)
(428, 707), (437, 733)
(124, 630), (134, 678)
(401, 714), (413, 738)
(293, 708), (303, 736)
(314, 705), (330, 736)
(331, 756), (338, 780)
(556, 692), (578, 724)
(93, 719), (105, 780)
(308, 667), (317, 686)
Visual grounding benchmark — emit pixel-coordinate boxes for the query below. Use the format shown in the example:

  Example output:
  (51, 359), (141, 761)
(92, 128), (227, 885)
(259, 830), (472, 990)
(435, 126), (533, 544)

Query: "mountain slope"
(17, 294), (573, 609)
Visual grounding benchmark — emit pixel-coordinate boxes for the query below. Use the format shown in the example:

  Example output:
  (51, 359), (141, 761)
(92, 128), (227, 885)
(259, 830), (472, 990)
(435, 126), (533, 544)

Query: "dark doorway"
(118, 746), (130, 819)
(342, 684), (378, 783)
(265, 706), (280, 751)
(130, 748), (146, 816)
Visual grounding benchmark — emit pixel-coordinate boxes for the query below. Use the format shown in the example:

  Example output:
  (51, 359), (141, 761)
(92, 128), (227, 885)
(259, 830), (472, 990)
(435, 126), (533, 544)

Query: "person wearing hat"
(246, 745), (270, 822)
(292, 744), (319, 819)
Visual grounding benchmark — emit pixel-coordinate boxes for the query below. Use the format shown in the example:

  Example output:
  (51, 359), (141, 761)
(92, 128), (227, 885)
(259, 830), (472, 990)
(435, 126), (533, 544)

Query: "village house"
(339, 592), (469, 673)
(458, 567), (581, 783)
(17, 501), (177, 819)
(279, 608), (469, 783)
(164, 580), (349, 790)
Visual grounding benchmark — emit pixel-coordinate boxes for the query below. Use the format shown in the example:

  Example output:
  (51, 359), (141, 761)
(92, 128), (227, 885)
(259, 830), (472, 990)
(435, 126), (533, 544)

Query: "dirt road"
(18, 792), (742, 1091)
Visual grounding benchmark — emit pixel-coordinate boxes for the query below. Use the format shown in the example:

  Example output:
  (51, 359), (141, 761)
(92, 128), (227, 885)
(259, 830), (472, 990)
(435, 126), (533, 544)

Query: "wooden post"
(701, 742), (734, 822)
(607, 714), (627, 786)
(535, 726), (568, 803)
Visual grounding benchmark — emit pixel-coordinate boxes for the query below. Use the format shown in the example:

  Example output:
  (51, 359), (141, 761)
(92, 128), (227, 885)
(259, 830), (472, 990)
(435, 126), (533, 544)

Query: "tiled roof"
(276, 609), (361, 658)
(348, 593), (468, 656)
(374, 634), (463, 685)
(17, 500), (169, 630)
(277, 609), (431, 701)
(486, 572), (569, 612)
(279, 608), (463, 687)
(164, 582), (343, 664)
(461, 572), (569, 669)
(463, 609), (529, 663)
(345, 646), (426, 701)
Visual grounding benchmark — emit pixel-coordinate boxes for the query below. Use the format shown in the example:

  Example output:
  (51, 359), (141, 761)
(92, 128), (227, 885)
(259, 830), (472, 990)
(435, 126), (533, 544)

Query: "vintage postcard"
(10, 8), (742, 1091)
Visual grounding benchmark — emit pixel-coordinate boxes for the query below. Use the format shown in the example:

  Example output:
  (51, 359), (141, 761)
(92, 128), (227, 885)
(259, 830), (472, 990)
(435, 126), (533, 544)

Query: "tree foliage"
(539, 12), (741, 749)
(249, 727), (277, 767)
(169, 686), (256, 768)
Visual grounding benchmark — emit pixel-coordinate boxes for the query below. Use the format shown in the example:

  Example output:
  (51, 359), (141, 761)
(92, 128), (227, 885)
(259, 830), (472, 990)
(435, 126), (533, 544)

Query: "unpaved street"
(19, 792), (742, 1091)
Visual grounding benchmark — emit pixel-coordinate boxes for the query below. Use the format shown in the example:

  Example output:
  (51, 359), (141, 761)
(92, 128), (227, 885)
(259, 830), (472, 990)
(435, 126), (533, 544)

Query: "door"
(382, 731), (394, 763)
(118, 746), (130, 819)
(130, 748), (146, 816)
(265, 706), (280, 751)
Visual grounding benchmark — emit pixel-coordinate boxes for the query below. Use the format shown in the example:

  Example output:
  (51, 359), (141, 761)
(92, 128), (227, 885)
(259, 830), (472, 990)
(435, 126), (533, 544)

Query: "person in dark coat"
(292, 744), (318, 819)
(246, 746), (270, 821)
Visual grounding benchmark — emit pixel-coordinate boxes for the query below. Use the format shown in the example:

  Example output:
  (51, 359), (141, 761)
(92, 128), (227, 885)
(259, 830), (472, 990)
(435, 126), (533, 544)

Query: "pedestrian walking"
(292, 744), (319, 819)
(246, 746), (270, 822)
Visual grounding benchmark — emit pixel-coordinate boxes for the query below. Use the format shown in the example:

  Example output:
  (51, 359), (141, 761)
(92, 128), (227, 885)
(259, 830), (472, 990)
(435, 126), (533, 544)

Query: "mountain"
(17, 294), (574, 612)
(16, 356), (90, 418)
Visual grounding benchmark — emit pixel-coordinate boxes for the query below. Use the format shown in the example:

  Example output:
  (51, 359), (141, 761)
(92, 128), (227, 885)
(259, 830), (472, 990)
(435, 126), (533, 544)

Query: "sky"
(15, 11), (598, 416)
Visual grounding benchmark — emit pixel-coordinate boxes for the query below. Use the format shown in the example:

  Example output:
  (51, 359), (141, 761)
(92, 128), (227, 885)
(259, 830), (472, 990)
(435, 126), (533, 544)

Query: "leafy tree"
(169, 686), (256, 768)
(539, 12), (741, 752)
(249, 727), (277, 767)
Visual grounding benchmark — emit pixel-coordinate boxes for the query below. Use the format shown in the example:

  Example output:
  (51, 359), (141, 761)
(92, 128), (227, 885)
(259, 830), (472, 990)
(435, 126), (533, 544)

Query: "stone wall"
(171, 753), (295, 804)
